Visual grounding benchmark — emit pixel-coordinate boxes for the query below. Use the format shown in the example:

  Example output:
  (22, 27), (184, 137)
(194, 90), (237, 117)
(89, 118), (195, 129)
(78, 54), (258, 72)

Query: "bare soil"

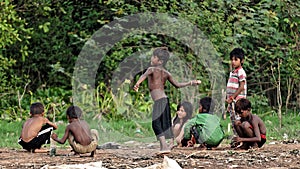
(0, 142), (299, 169)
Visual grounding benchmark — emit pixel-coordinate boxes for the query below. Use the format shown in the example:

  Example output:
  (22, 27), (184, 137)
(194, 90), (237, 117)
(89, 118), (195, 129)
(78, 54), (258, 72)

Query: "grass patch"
(1, 113), (299, 149)
(220, 113), (300, 143)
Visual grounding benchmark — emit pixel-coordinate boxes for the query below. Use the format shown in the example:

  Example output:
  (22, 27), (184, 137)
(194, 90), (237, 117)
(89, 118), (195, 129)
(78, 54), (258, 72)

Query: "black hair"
(235, 98), (251, 113)
(66, 106), (82, 118)
(173, 101), (193, 127)
(230, 48), (245, 64)
(199, 97), (215, 113)
(30, 102), (44, 115)
(153, 47), (170, 66)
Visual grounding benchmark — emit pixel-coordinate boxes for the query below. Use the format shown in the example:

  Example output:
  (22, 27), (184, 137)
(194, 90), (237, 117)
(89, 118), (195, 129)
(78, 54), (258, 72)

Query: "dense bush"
(0, 0), (299, 121)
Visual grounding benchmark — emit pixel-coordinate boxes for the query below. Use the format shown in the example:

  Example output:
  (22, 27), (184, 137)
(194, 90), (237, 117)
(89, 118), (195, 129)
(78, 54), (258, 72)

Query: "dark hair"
(153, 47), (170, 66)
(230, 48), (245, 64)
(173, 101), (193, 130)
(30, 102), (44, 115)
(199, 97), (215, 113)
(66, 106), (83, 118)
(235, 98), (251, 113)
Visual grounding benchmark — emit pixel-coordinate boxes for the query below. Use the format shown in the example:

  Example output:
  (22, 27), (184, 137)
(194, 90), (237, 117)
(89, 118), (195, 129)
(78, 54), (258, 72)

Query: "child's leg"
(241, 121), (254, 137)
(158, 136), (170, 151)
(233, 120), (244, 137)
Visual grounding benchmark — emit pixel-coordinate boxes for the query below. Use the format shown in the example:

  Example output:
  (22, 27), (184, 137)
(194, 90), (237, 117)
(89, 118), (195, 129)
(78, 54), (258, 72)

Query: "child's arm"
(45, 118), (58, 130)
(51, 126), (70, 144)
(233, 117), (262, 143)
(168, 74), (201, 88)
(133, 68), (153, 91)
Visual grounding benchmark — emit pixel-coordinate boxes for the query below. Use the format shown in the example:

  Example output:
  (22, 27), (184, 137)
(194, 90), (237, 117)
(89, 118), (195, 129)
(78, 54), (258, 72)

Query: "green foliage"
(0, 0), (299, 125)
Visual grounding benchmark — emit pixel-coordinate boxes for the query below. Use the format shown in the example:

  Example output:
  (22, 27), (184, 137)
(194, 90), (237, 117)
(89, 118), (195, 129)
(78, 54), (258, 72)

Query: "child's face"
(237, 109), (250, 118)
(150, 55), (162, 66)
(198, 105), (203, 113)
(231, 56), (243, 69)
(176, 106), (187, 119)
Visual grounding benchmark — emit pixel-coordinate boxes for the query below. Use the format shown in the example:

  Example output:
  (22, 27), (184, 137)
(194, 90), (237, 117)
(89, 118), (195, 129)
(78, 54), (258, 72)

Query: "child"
(182, 97), (224, 149)
(172, 101), (193, 147)
(224, 48), (247, 119)
(233, 98), (267, 150)
(133, 47), (201, 153)
(18, 102), (58, 152)
(51, 106), (99, 157)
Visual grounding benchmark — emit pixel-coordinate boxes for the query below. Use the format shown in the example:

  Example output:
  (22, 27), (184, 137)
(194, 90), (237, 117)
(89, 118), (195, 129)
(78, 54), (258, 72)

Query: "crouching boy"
(181, 97), (224, 149)
(51, 106), (99, 157)
(18, 102), (58, 152)
(232, 98), (267, 149)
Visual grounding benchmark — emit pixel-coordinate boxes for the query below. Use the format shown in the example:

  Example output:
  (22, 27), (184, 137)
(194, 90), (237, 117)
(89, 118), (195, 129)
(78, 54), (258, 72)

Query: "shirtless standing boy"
(18, 102), (58, 152)
(133, 47), (201, 153)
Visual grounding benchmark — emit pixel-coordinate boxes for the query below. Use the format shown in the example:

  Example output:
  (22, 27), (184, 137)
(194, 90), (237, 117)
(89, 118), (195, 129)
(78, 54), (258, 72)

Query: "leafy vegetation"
(0, 0), (299, 142)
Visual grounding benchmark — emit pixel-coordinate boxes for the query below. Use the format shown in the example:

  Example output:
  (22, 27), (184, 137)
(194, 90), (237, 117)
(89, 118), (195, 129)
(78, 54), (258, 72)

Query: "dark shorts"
(258, 134), (266, 148)
(18, 124), (53, 151)
(152, 97), (173, 139)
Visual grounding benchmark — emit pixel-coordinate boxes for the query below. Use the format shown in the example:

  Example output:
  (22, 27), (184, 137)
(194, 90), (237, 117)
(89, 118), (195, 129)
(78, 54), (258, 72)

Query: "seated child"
(51, 106), (99, 157)
(18, 102), (58, 152)
(233, 98), (267, 149)
(181, 97), (224, 149)
(171, 101), (193, 147)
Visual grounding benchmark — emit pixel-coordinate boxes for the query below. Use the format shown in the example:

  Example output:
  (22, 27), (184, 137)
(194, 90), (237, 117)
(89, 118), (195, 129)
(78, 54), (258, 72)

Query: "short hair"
(199, 97), (215, 113)
(236, 98), (251, 113)
(30, 102), (44, 115)
(153, 47), (170, 66)
(66, 106), (82, 118)
(230, 48), (245, 62)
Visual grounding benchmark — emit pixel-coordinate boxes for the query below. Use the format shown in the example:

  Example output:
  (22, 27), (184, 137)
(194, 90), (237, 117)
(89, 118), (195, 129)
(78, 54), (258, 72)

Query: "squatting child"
(181, 97), (224, 149)
(51, 106), (99, 157)
(233, 98), (267, 150)
(172, 101), (193, 147)
(18, 102), (58, 152)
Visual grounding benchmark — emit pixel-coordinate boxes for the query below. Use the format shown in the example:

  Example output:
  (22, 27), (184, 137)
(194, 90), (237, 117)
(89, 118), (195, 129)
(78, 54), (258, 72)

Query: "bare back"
(68, 120), (93, 146)
(147, 67), (170, 100)
(21, 116), (47, 142)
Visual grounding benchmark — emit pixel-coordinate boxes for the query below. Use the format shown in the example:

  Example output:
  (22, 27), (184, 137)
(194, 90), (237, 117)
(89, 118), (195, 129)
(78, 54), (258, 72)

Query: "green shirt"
(183, 113), (224, 146)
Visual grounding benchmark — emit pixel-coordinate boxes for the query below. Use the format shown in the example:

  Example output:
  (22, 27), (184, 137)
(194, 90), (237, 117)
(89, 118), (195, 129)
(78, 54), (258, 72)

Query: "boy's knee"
(241, 121), (251, 129)
(90, 129), (99, 141)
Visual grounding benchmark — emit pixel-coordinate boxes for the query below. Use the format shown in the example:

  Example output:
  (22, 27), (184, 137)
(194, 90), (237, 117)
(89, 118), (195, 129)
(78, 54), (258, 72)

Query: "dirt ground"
(0, 141), (299, 169)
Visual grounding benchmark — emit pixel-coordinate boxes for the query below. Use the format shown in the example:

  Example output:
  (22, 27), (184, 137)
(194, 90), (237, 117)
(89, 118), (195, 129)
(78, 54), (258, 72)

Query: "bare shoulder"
(252, 114), (263, 123)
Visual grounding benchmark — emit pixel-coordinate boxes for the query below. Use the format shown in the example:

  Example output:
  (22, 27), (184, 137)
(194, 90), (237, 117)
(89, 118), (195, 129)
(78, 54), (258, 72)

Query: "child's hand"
(191, 80), (201, 86)
(51, 133), (58, 140)
(233, 136), (242, 142)
(133, 84), (139, 92)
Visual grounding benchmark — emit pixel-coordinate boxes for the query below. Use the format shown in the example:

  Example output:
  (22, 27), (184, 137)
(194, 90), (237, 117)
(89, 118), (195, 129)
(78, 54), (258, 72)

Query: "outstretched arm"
(168, 74), (201, 88)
